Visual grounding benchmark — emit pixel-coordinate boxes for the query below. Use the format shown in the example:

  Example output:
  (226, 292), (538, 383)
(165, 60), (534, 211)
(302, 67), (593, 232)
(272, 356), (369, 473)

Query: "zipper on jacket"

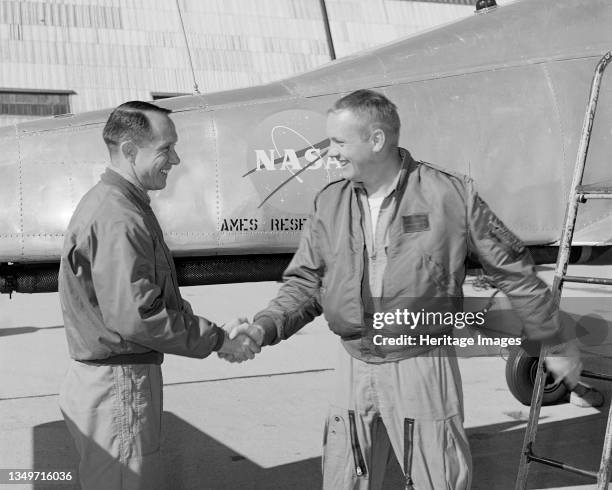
(348, 410), (367, 477)
(352, 187), (367, 336)
(404, 418), (415, 490)
(150, 215), (181, 298)
(359, 244), (366, 338)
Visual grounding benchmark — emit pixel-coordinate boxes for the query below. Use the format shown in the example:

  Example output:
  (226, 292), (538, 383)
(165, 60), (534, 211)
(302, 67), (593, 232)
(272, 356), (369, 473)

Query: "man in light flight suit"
(227, 90), (600, 489)
(59, 101), (259, 490)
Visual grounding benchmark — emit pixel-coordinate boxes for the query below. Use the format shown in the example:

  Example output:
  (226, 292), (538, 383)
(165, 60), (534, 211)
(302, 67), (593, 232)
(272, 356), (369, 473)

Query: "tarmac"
(1, 264), (612, 489)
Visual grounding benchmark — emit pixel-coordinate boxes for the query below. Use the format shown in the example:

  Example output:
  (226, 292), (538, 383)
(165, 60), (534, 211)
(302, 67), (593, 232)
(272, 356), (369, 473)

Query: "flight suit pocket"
(119, 365), (161, 460)
(322, 407), (361, 489)
(443, 417), (471, 490)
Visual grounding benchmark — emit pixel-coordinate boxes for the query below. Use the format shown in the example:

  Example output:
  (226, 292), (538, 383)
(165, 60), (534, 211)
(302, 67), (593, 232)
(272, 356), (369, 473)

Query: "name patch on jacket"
(402, 214), (430, 233)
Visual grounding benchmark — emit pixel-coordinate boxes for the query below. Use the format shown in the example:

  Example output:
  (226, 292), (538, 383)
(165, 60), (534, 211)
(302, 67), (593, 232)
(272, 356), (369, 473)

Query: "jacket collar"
(395, 147), (417, 196)
(352, 147), (415, 198)
(101, 167), (151, 206)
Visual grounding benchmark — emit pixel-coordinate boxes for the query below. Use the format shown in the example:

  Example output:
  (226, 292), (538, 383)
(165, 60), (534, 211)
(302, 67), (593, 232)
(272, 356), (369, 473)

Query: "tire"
(505, 346), (569, 406)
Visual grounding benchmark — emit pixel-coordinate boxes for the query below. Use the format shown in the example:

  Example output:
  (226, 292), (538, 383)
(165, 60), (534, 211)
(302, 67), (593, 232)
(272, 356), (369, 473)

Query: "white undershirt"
(367, 196), (385, 237)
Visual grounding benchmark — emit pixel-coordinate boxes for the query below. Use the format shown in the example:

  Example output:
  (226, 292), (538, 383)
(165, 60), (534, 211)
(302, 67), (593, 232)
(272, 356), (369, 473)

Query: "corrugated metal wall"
(0, 0), (494, 125)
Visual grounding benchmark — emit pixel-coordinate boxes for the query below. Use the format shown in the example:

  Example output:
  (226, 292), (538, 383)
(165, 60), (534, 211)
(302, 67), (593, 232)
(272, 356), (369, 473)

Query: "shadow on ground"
(470, 411), (609, 489)
(0, 325), (63, 337)
(33, 412), (326, 490)
(32, 405), (610, 489)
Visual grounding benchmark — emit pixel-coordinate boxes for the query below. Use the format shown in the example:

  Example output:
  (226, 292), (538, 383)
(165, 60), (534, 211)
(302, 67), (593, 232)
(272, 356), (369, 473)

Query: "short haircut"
(329, 89), (400, 144)
(102, 101), (171, 151)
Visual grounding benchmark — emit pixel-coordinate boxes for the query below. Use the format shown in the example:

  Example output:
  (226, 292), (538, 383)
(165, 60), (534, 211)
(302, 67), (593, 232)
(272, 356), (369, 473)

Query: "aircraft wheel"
(505, 346), (569, 406)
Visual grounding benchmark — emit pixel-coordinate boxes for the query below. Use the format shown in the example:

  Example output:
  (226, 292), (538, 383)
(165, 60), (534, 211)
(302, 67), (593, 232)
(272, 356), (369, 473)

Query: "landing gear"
(505, 346), (568, 405)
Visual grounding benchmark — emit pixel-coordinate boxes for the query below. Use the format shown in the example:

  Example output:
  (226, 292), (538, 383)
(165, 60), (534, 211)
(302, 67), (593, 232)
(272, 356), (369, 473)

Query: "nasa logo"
(245, 109), (339, 213)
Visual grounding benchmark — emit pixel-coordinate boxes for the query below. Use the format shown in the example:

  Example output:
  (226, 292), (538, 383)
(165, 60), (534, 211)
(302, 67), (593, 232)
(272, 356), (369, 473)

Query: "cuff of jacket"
(212, 325), (226, 351)
(252, 314), (279, 346)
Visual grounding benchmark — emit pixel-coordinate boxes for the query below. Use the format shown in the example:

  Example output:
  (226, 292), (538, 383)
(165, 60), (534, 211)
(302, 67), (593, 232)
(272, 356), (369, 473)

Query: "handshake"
(217, 318), (266, 363)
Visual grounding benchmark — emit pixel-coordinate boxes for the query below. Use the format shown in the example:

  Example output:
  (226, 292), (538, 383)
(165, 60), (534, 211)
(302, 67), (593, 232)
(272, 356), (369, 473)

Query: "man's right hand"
(229, 323), (265, 346)
(217, 320), (264, 363)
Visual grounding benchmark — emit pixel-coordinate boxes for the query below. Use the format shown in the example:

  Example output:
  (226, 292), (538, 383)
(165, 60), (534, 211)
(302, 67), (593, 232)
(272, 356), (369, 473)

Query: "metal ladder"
(515, 50), (612, 490)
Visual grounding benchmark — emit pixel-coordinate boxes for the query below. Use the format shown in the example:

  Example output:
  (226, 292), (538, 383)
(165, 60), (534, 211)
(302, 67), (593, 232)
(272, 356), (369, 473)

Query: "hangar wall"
(0, 0), (493, 127)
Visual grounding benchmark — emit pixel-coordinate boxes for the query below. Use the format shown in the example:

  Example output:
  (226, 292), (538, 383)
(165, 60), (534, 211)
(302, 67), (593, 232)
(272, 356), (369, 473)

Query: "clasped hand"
(217, 317), (265, 363)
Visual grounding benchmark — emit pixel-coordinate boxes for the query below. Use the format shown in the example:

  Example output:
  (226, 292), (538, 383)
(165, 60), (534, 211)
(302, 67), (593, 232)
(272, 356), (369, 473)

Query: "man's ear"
(370, 128), (386, 153)
(120, 141), (138, 163)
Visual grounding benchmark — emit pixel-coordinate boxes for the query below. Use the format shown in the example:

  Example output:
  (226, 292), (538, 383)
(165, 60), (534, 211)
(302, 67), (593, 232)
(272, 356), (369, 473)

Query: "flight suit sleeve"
(182, 298), (194, 315)
(253, 200), (324, 346)
(465, 180), (564, 344)
(90, 216), (225, 358)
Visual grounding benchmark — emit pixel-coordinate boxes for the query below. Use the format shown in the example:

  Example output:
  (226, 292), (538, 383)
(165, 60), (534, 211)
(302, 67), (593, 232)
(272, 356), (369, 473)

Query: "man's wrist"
(252, 316), (278, 345)
(250, 323), (266, 345)
(213, 326), (227, 352)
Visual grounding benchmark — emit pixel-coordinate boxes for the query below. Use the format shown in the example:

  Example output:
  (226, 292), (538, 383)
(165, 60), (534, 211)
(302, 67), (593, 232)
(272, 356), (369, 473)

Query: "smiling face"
(326, 109), (376, 183)
(132, 112), (180, 191)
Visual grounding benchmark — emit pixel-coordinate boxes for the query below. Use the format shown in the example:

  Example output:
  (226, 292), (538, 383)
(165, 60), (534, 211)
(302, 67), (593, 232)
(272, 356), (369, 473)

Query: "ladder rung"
(563, 275), (612, 285)
(576, 183), (612, 200)
(528, 451), (598, 479)
(577, 193), (612, 200)
(582, 369), (612, 382)
(577, 183), (612, 194)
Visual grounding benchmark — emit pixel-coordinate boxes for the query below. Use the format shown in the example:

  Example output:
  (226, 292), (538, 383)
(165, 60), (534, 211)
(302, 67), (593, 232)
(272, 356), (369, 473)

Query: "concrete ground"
(1, 263), (612, 489)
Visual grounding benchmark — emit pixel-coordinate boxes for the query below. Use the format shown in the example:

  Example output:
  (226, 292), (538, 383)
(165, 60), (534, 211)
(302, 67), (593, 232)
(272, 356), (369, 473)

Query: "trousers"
(322, 343), (472, 489)
(59, 361), (163, 490)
